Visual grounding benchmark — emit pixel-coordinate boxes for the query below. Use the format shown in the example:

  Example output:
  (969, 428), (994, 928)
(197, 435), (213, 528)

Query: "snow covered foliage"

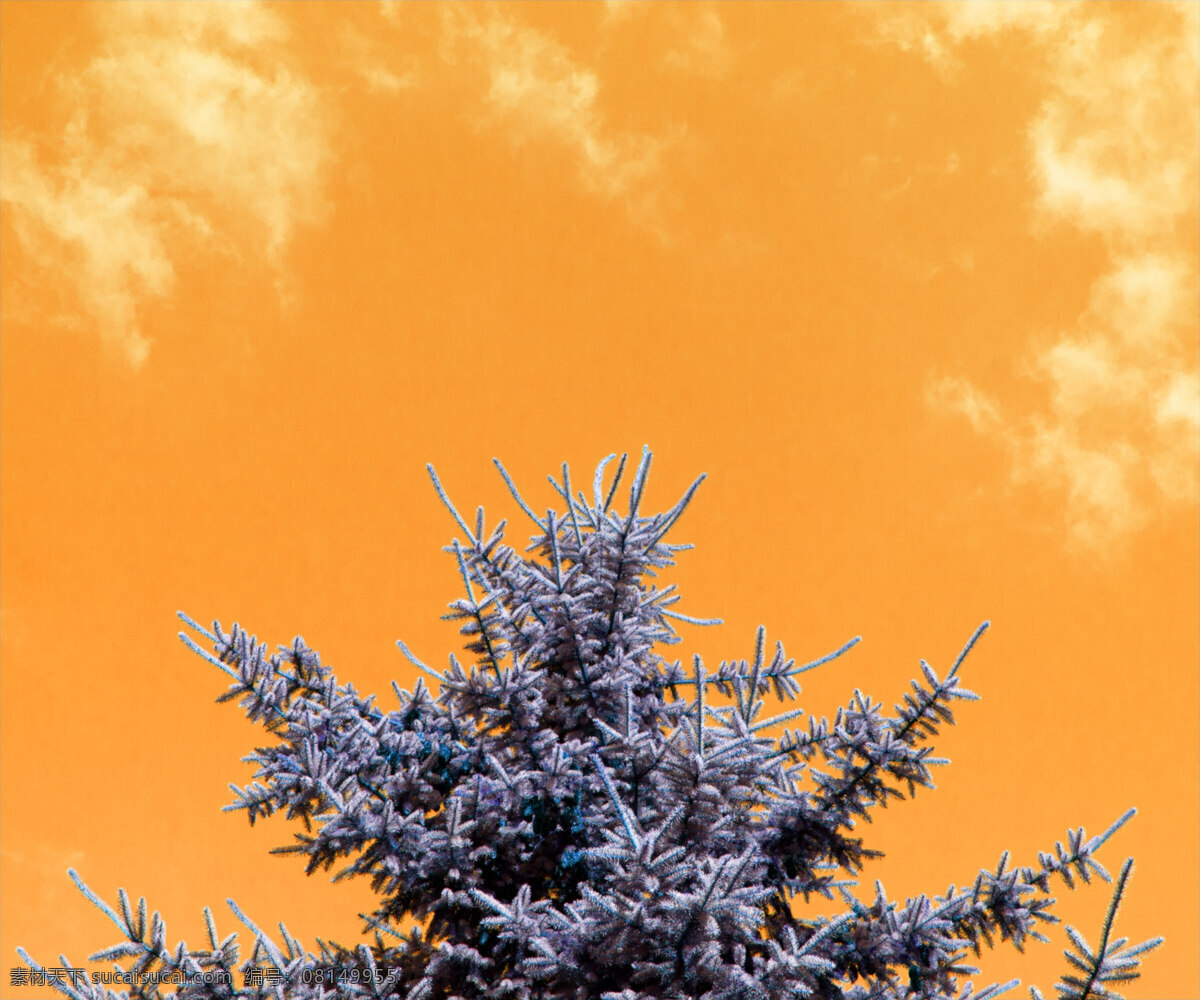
(21, 450), (1161, 999)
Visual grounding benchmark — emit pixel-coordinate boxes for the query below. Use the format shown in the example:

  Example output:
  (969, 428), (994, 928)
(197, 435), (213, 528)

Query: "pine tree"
(20, 450), (1162, 1000)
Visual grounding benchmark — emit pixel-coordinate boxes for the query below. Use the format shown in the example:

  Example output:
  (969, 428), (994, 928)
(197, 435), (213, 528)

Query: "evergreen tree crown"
(20, 450), (1161, 1000)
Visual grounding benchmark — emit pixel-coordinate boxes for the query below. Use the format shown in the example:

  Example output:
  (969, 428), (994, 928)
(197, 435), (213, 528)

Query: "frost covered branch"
(23, 451), (1158, 1000)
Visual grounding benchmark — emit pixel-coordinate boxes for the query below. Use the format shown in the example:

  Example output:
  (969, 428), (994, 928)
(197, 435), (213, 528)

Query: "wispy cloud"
(926, 375), (1001, 436)
(340, 15), (420, 96)
(664, 4), (733, 80)
(1, 2), (331, 367)
(871, 1), (1072, 78)
(2, 139), (174, 368)
(902, 2), (1199, 549)
(437, 5), (679, 219)
(600, 1), (733, 79)
(350, 4), (688, 230)
(601, 1), (643, 28)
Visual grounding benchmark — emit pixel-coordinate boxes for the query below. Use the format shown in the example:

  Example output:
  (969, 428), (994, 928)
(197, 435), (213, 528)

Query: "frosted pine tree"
(21, 451), (1162, 1000)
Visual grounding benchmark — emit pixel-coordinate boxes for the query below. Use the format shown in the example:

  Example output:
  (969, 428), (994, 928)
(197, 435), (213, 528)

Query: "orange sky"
(2, 3), (1197, 997)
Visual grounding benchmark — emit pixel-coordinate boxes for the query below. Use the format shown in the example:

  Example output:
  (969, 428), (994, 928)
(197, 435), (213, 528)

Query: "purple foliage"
(21, 451), (1161, 1000)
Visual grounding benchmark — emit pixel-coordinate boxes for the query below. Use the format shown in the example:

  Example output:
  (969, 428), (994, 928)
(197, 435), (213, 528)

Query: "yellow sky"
(2, 3), (1197, 997)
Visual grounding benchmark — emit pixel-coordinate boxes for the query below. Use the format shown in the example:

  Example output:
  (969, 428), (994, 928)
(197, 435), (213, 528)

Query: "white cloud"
(1006, 251), (1197, 546)
(341, 18), (421, 96)
(931, 249), (1199, 550)
(601, 1), (642, 27)
(355, 4), (682, 229)
(440, 6), (677, 210)
(1151, 370), (1200, 503)
(2, 136), (173, 367)
(1088, 255), (1192, 355)
(379, 0), (404, 27)
(907, 3), (1199, 549)
(359, 65), (418, 95)
(1157, 372), (1200, 431)
(1, 1), (331, 366)
(871, 1), (1073, 77)
(664, 4), (732, 79)
(1034, 337), (1138, 420)
(1029, 9), (1198, 245)
(600, 2), (732, 79)
(89, 3), (330, 259)
(1022, 424), (1145, 550)
(938, 0), (1071, 43)
(926, 376), (1001, 435)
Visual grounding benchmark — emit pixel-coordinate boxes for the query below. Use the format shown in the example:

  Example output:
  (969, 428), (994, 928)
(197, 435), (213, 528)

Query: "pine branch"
(1029, 858), (1163, 1000)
